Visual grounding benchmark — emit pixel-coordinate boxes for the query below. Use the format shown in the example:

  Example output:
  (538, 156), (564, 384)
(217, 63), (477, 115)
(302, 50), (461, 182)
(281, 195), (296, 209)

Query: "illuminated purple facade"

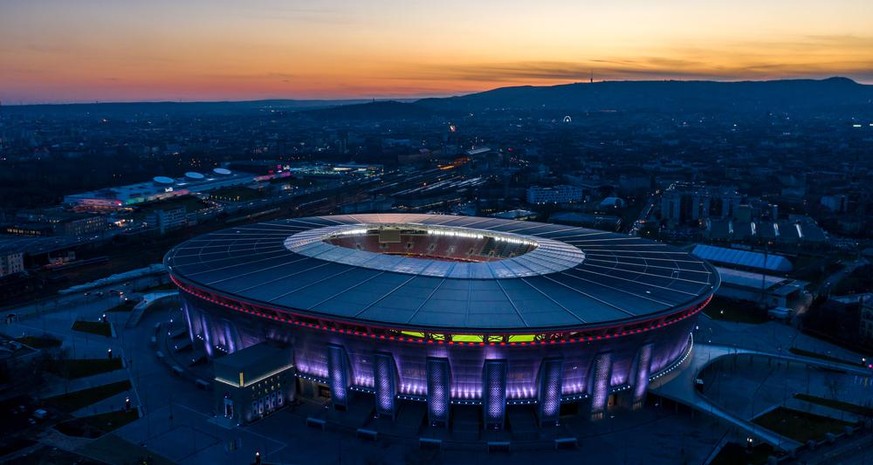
(167, 214), (718, 427)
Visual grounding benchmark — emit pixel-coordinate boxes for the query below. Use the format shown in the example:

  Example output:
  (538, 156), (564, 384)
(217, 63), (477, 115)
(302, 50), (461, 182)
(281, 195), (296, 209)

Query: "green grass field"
(788, 347), (862, 366)
(15, 335), (62, 348)
(44, 380), (132, 412)
(710, 442), (774, 465)
(46, 358), (123, 380)
(71, 320), (112, 337)
(794, 393), (873, 417)
(55, 408), (140, 438)
(753, 407), (856, 443)
(106, 299), (137, 312)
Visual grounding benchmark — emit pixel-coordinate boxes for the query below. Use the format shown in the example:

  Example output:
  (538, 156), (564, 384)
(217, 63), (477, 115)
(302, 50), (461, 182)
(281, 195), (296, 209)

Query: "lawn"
(79, 433), (176, 465)
(788, 347), (862, 366)
(794, 393), (873, 418)
(46, 358), (123, 379)
(15, 335), (62, 348)
(752, 407), (856, 443)
(703, 296), (769, 324)
(1, 445), (106, 465)
(106, 299), (137, 312)
(710, 442), (775, 465)
(44, 380), (132, 412)
(55, 408), (140, 438)
(71, 320), (112, 337)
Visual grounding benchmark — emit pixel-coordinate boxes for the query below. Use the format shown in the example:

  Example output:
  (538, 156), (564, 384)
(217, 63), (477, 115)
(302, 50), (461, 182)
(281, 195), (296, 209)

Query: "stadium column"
(374, 352), (398, 419)
(182, 300), (197, 346)
(589, 352), (612, 421)
(327, 344), (350, 411)
(200, 311), (214, 358)
(483, 359), (508, 430)
(426, 357), (451, 427)
(537, 357), (564, 427)
(630, 343), (653, 410)
(182, 300), (208, 360)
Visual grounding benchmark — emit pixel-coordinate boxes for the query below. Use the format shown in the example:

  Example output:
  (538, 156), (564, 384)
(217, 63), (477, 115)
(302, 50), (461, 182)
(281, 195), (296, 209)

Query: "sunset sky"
(2, 0), (872, 103)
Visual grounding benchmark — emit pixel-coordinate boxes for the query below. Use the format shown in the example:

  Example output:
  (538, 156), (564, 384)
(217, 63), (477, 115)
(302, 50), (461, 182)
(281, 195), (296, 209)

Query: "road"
(814, 258), (869, 298)
(4, 273), (167, 323)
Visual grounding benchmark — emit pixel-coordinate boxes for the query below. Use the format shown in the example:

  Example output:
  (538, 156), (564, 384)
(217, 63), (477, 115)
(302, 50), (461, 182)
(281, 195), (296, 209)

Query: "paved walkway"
(651, 343), (803, 450)
(651, 341), (872, 451)
(4, 278), (872, 464)
(125, 291), (178, 328)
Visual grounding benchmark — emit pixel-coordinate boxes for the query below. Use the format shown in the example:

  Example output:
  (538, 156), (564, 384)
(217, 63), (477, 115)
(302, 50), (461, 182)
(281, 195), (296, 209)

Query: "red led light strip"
(171, 275), (711, 347)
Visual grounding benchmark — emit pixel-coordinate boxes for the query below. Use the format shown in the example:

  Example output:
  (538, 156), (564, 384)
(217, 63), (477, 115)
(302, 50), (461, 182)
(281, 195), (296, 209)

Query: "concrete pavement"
(652, 339), (872, 453)
(4, 278), (873, 464)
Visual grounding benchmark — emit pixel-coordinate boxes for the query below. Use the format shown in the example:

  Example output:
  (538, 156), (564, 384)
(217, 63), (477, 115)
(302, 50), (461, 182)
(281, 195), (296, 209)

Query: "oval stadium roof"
(165, 214), (719, 332)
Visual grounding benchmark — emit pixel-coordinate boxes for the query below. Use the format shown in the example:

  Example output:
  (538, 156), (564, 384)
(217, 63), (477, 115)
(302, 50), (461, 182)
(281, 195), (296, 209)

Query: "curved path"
(649, 342), (871, 451)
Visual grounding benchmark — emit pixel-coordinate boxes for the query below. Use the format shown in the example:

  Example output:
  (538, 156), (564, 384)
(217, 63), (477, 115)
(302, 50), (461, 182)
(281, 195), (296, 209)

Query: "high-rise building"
(0, 251), (24, 277)
(526, 185), (583, 205)
(661, 183), (741, 224)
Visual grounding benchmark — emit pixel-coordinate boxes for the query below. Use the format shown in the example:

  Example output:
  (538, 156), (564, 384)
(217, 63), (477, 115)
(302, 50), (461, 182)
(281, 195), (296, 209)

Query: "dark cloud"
(395, 56), (873, 84)
(396, 60), (729, 83)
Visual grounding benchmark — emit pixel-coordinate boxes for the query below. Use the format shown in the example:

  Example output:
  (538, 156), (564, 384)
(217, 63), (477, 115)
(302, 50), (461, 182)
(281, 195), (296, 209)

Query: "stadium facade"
(165, 214), (718, 427)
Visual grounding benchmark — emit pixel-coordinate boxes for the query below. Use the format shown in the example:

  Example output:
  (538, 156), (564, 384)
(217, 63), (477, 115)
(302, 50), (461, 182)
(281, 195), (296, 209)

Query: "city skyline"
(2, 0), (873, 104)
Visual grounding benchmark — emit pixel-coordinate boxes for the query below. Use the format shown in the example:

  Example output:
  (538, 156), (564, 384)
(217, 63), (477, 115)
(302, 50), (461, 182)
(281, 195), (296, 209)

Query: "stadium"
(164, 214), (719, 428)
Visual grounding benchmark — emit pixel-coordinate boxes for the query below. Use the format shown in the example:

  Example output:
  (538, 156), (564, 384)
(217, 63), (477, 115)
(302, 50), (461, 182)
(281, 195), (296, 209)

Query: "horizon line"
(1, 75), (866, 107)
